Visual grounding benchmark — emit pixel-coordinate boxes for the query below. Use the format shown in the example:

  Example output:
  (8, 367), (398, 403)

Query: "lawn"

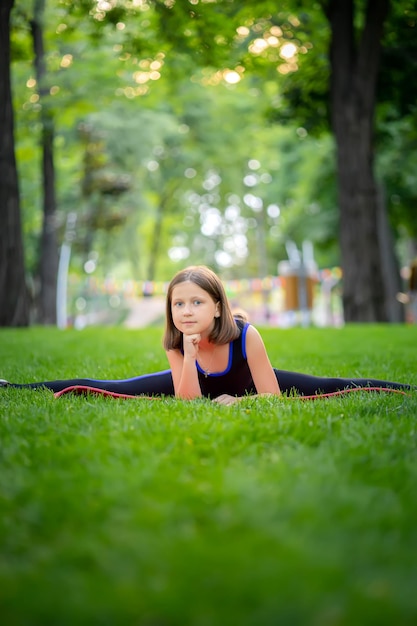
(1, 324), (417, 626)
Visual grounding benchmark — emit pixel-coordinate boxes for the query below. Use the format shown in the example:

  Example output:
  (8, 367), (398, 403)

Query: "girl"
(1, 266), (413, 404)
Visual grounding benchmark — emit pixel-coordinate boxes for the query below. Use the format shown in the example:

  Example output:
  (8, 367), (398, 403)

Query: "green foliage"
(9, 0), (417, 291)
(152, 0), (241, 66)
(376, 111), (417, 241)
(378, 1), (417, 119)
(1, 325), (417, 624)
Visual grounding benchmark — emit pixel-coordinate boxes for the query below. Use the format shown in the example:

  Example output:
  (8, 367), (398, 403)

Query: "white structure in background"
(56, 212), (77, 329)
(319, 271), (343, 327)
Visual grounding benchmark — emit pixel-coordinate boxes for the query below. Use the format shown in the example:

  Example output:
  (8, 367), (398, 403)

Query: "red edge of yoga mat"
(54, 385), (408, 400)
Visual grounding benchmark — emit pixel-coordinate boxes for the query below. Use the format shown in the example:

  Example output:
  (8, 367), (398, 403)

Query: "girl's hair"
(163, 265), (240, 350)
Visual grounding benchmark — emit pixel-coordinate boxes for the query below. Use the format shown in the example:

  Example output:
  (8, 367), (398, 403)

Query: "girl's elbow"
(266, 389), (281, 397)
(257, 384), (281, 397)
(176, 387), (202, 400)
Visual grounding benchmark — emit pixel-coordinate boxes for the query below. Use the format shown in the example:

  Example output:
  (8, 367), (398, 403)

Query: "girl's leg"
(6, 370), (175, 396)
(274, 369), (413, 396)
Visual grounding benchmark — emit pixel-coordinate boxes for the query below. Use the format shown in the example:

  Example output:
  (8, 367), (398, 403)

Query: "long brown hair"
(163, 265), (240, 350)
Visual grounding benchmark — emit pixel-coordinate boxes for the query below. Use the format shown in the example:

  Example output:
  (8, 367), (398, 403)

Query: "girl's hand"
(182, 333), (201, 359)
(212, 394), (239, 406)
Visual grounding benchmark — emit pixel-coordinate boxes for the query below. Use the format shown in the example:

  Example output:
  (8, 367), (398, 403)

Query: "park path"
(123, 297), (166, 328)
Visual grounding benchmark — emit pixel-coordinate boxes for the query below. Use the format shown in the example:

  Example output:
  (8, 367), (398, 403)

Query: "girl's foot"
(0, 380), (9, 387)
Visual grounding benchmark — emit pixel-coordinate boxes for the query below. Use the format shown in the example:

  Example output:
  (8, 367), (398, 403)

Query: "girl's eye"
(193, 300), (201, 306)
(174, 302), (183, 308)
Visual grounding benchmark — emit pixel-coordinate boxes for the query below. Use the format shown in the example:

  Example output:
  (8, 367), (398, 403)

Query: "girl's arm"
(213, 325), (280, 405)
(166, 339), (203, 399)
(245, 325), (281, 395)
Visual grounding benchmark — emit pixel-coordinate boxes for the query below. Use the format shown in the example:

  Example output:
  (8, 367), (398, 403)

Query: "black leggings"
(7, 369), (413, 397)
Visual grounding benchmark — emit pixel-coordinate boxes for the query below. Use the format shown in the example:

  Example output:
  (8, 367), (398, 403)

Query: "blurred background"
(2, 0), (417, 328)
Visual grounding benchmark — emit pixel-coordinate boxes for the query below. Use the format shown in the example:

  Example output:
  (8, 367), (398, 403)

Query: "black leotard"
(6, 320), (412, 397)
(196, 321), (255, 398)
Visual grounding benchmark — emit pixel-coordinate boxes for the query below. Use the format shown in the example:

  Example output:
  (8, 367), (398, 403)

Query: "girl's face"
(171, 280), (220, 338)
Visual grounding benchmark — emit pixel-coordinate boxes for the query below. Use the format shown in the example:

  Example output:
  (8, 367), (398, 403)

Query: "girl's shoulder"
(165, 347), (183, 362)
(241, 322), (270, 358)
(233, 317), (252, 359)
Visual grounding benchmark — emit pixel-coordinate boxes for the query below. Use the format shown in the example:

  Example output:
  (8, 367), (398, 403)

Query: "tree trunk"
(147, 198), (165, 283)
(376, 184), (404, 322)
(31, 0), (59, 324)
(0, 0), (30, 326)
(147, 178), (179, 281)
(328, 0), (390, 321)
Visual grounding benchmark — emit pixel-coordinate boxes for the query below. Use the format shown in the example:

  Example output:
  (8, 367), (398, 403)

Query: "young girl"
(1, 265), (413, 404)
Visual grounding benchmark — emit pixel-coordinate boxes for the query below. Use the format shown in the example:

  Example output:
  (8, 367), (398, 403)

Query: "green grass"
(1, 324), (417, 626)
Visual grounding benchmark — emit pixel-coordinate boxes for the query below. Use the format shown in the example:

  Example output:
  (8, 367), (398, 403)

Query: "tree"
(6, 0), (416, 327)
(326, 0), (390, 321)
(279, 0), (417, 320)
(0, 0), (29, 326)
(30, 0), (59, 324)
(133, 0), (413, 321)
